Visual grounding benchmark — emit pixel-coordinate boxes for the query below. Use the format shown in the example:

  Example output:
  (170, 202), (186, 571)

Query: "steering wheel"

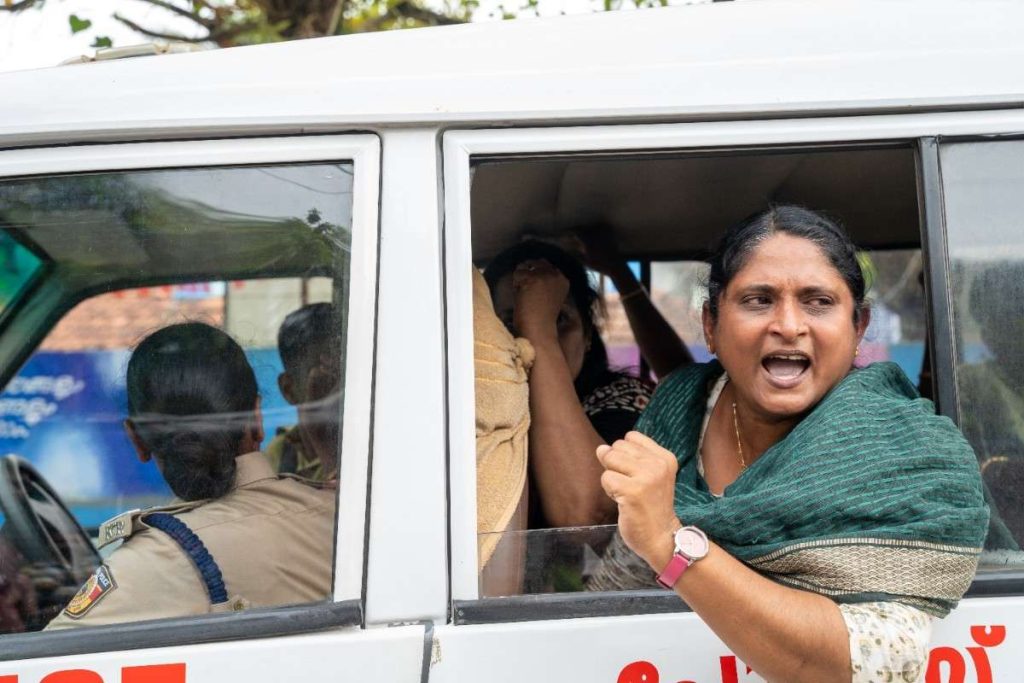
(0, 455), (100, 584)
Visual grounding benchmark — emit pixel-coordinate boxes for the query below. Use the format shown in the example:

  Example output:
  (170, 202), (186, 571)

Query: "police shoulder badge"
(98, 509), (139, 548)
(64, 565), (117, 619)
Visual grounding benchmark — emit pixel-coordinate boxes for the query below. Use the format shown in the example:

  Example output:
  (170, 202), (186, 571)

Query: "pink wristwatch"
(656, 525), (709, 589)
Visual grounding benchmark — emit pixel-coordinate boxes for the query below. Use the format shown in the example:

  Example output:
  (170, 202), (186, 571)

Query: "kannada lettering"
(0, 374), (86, 437)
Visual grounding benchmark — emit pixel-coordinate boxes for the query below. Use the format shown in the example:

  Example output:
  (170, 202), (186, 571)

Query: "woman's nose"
(769, 300), (807, 340)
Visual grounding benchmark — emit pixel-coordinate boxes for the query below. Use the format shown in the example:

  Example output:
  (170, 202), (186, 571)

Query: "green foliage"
(11, 0), (694, 53)
(67, 14), (91, 34)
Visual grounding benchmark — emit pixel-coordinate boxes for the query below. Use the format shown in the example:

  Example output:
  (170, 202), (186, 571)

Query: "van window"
(469, 144), (928, 598)
(0, 163), (351, 632)
(940, 139), (1024, 558)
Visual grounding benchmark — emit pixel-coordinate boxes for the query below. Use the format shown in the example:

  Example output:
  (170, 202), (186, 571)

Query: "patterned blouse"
(580, 374), (653, 444)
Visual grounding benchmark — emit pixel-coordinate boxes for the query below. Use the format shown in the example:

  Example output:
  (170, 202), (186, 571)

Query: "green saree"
(635, 361), (989, 617)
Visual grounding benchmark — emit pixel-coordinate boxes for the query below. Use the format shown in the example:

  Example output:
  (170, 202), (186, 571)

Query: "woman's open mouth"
(761, 352), (811, 388)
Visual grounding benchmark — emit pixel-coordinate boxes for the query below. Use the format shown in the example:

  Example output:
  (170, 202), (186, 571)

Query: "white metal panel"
(429, 598), (1023, 682)
(365, 129), (450, 624)
(444, 109), (1024, 601)
(445, 110), (1024, 161)
(443, 139), (479, 603)
(3, 1), (1024, 144)
(1, 625), (424, 682)
(0, 134), (381, 603)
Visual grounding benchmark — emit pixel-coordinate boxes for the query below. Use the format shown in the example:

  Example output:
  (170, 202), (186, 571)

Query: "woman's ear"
(701, 303), (716, 356)
(123, 419), (151, 463)
(855, 307), (872, 346)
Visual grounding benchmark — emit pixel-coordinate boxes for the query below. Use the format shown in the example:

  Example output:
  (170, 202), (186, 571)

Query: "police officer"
(47, 323), (334, 628)
(265, 303), (341, 482)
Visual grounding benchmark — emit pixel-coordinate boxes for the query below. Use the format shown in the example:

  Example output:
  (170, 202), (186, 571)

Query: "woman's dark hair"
(483, 240), (614, 398)
(127, 322), (259, 501)
(706, 205), (868, 323)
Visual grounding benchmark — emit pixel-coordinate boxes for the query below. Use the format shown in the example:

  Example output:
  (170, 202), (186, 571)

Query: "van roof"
(2, 0), (1023, 146)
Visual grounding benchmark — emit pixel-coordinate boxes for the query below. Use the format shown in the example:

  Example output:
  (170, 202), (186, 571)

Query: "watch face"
(674, 527), (709, 560)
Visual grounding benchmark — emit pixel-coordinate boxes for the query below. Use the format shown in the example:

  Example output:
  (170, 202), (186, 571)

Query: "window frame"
(929, 135), (1024, 599)
(443, 110), (1024, 622)
(0, 134), (380, 656)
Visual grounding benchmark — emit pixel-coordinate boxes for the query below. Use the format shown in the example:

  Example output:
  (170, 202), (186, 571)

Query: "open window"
(447, 131), (952, 617)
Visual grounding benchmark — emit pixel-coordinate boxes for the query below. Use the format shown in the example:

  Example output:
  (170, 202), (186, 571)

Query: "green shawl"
(635, 361), (988, 617)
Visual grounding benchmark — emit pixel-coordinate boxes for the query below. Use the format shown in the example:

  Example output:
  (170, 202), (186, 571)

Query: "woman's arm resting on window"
(597, 432), (852, 683)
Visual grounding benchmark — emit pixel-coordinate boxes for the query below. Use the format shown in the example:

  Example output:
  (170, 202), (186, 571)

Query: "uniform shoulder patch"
(64, 565), (117, 619)
(98, 509), (139, 548)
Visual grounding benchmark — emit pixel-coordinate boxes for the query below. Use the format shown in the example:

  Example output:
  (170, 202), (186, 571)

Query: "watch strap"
(656, 552), (692, 589)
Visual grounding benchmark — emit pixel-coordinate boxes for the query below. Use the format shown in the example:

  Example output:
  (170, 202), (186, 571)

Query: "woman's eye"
(806, 297), (834, 309)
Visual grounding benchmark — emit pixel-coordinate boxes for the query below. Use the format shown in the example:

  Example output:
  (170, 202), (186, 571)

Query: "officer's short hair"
(277, 303), (339, 377)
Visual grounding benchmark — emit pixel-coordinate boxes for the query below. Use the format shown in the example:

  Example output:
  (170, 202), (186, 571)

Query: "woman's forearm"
(648, 539), (851, 683)
(607, 267), (692, 379)
(527, 338), (617, 528)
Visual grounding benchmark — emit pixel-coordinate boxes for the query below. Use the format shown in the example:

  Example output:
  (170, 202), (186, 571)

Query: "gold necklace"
(731, 401), (747, 471)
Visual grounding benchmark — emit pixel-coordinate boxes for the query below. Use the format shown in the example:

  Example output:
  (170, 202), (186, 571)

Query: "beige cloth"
(473, 269), (533, 570)
(47, 452), (334, 629)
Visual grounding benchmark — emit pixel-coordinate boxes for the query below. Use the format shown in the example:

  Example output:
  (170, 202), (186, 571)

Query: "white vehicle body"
(0, 1), (1022, 680)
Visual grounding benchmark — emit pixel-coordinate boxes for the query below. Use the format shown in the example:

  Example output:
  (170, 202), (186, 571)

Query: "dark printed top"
(580, 374), (653, 444)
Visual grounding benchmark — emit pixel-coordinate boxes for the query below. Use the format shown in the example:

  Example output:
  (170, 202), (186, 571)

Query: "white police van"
(0, 0), (1021, 680)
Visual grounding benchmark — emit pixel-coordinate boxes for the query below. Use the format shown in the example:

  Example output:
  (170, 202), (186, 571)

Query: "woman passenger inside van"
(485, 242), (686, 529)
(47, 322), (334, 629)
(594, 206), (988, 682)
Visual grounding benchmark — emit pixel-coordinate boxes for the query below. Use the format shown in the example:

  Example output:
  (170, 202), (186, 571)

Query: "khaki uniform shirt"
(265, 427), (326, 482)
(472, 268), (532, 593)
(47, 452), (335, 629)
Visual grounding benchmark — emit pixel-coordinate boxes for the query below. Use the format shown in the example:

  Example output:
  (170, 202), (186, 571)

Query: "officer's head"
(277, 303), (341, 404)
(124, 322), (262, 500)
(277, 303), (342, 476)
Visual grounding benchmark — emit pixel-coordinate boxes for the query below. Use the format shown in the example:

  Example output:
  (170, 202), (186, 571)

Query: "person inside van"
(473, 268), (533, 595)
(594, 206), (988, 682)
(47, 323), (334, 628)
(484, 242), (679, 530)
(266, 303), (342, 481)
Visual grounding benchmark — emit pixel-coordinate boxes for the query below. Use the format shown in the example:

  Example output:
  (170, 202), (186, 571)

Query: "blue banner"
(0, 349), (298, 527)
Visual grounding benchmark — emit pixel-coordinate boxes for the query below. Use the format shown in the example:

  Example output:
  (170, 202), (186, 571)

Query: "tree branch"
(128, 0), (214, 29)
(0, 0), (42, 12)
(360, 0), (464, 31)
(397, 3), (464, 25)
(113, 13), (211, 43)
(328, 0), (345, 35)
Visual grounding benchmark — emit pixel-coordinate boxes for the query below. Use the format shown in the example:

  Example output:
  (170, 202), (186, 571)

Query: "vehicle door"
(0, 135), (424, 682)
(434, 117), (1024, 683)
